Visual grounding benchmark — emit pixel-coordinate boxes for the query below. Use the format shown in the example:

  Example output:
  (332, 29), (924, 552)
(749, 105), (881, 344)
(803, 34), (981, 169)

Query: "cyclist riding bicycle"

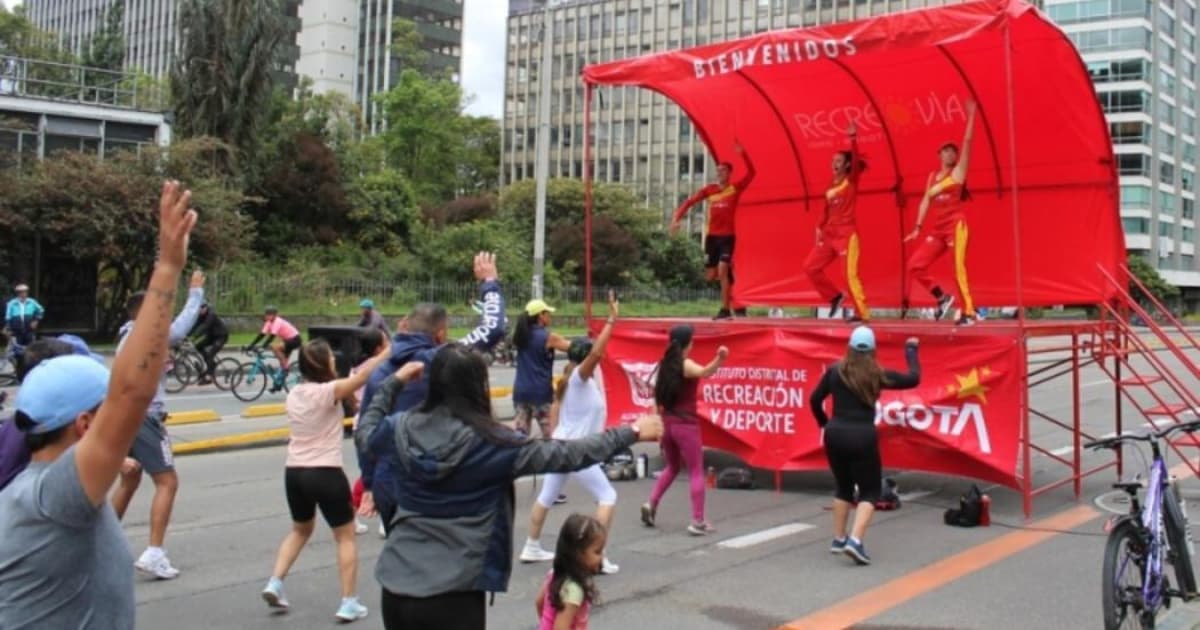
(246, 306), (302, 392)
(188, 302), (229, 385)
(4, 284), (43, 349)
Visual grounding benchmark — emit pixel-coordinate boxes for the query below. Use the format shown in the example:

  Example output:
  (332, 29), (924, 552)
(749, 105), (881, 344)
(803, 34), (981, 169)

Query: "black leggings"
(197, 335), (227, 376)
(381, 590), (485, 630)
(823, 422), (882, 503)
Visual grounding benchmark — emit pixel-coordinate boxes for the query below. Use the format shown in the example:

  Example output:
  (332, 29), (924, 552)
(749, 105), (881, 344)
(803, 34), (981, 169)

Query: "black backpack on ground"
(716, 466), (755, 489)
(944, 484), (984, 527)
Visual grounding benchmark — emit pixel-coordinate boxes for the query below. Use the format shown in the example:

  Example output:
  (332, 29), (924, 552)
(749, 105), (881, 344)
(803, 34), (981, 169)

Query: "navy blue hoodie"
(357, 279), (506, 500)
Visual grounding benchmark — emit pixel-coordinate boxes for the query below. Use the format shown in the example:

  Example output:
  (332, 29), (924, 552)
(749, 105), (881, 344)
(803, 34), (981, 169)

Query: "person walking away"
(809, 326), (920, 565)
(0, 179), (197, 627)
(189, 302), (229, 385)
(803, 124), (871, 322)
(260, 338), (400, 621)
(109, 268), (206, 580)
(355, 252), (507, 536)
(670, 143), (757, 320)
(247, 306), (303, 388)
(535, 514), (606, 630)
(905, 100), (979, 325)
(521, 292), (621, 572)
(350, 328), (388, 536)
(358, 299), (390, 337)
(641, 325), (728, 535)
(512, 299), (571, 439)
(4, 283), (44, 370)
(358, 344), (663, 630)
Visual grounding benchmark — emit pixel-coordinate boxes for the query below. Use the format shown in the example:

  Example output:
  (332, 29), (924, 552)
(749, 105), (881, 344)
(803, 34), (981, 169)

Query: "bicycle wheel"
(1165, 485), (1197, 600)
(1103, 519), (1153, 630)
(182, 349), (208, 383)
(230, 362), (267, 402)
(164, 358), (193, 394)
(212, 358), (242, 391)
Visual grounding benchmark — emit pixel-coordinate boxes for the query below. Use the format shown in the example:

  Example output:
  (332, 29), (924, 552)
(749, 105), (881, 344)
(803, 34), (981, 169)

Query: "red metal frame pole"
(1072, 331), (1082, 498)
(583, 82), (594, 320)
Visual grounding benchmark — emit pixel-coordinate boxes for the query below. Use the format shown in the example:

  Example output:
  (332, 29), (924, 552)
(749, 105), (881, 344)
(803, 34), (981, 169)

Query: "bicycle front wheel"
(212, 358), (242, 391)
(230, 362), (267, 402)
(1103, 519), (1153, 630)
(164, 359), (194, 394)
(1165, 485), (1197, 600)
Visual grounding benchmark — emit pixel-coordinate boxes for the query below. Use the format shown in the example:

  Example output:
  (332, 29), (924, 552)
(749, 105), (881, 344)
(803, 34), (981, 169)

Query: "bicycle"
(0, 333), (25, 387)
(1086, 419), (1200, 629)
(165, 339), (207, 394)
(229, 347), (300, 403)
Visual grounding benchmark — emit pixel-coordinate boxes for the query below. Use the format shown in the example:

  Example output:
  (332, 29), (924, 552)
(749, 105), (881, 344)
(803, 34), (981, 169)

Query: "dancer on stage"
(905, 100), (978, 325)
(670, 143), (756, 320)
(804, 124), (870, 322)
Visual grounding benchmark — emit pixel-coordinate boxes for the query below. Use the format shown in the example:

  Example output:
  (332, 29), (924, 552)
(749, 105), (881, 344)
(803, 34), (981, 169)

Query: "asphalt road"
(14, 334), (1200, 628)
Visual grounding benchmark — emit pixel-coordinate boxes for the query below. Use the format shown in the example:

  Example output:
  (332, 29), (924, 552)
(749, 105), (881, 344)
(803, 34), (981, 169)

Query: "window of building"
(1187, 227), (1198, 243)
(1112, 121), (1150, 144)
(1162, 160), (1177, 184)
(1100, 89), (1151, 113)
(1186, 197), (1196, 219)
(1047, 0), (1149, 23)
(1160, 221), (1176, 237)
(1087, 58), (1150, 83)
(1162, 69), (1178, 93)
(1161, 128), (1178, 153)
(1123, 217), (1150, 233)
(1184, 169), (1196, 191)
(1122, 185), (1152, 207)
(1119, 153), (1152, 176)
(1160, 37), (1178, 67)
(1069, 26), (1152, 53)
(1161, 191), (1178, 214)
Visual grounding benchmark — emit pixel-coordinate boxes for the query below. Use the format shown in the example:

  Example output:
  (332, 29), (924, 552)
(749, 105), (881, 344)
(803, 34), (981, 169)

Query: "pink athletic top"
(539, 571), (590, 630)
(262, 316), (300, 340)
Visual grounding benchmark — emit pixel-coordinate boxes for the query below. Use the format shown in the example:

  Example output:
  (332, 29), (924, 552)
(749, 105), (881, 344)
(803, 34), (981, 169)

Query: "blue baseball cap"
(56, 334), (106, 365)
(849, 326), (876, 352)
(16, 355), (111, 434)
(360, 299), (375, 309)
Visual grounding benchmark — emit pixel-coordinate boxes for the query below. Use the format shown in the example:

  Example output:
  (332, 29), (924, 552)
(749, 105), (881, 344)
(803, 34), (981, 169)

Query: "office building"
(1047, 0), (1200, 293)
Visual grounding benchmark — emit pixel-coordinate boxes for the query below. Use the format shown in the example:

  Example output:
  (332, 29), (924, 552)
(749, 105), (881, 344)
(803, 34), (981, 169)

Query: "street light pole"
(531, 1), (553, 300)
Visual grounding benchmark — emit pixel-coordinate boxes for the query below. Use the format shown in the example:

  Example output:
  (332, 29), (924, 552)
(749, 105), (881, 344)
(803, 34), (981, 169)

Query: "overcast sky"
(1, 0), (508, 118)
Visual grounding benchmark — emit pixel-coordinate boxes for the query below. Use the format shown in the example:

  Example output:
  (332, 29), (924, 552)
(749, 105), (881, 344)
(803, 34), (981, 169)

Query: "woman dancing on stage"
(905, 100), (978, 326)
(804, 124), (870, 322)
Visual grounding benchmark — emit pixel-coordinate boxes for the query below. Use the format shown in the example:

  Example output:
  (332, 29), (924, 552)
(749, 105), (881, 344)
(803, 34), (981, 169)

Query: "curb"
(173, 418), (354, 456)
(242, 403), (286, 418)
(165, 410), (221, 426)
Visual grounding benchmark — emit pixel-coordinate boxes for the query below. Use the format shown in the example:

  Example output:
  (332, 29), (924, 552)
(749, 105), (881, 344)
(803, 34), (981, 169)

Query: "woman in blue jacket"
(358, 344), (663, 630)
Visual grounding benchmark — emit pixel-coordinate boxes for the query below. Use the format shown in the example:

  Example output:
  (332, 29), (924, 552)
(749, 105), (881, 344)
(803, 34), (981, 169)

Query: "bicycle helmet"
(359, 298), (375, 309)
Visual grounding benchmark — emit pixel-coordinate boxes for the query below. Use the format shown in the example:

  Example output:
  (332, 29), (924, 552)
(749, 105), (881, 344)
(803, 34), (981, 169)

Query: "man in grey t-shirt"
(0, 356), (132, 628)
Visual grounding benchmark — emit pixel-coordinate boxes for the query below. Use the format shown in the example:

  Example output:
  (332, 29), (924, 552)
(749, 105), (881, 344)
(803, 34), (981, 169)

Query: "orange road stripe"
(782, 458), (1200, 630)
(777, 504), (1099, 630)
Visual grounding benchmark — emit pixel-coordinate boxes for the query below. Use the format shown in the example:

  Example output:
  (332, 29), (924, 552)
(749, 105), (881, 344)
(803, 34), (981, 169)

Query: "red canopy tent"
(580, 0), (1121, 314)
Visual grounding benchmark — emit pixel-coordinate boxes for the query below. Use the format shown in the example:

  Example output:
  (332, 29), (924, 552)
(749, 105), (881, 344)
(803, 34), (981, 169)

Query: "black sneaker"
(713, 309), (733, 321)
(955, 315), (977, 327)
(934, 294), (955, 320)
(733, 308), (748, 317)
(829, 293), (844, 315)
(553, 494), (567, 505)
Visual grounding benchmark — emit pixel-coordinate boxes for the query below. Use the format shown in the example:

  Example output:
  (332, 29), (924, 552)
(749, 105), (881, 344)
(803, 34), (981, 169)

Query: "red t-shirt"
(697, 183), (742, 236)
(927, 172), (966, 233)
(822, 175), (858, 234)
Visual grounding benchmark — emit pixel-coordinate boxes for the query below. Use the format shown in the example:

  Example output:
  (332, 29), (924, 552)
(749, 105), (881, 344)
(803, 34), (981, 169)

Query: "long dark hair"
(838, 348), (887, 405)
(512, 312), (537, 351)
(298, 339), (338, 384)
(654, 325), (693, 410)
(549, 513), (603, 612)
(420, 344), (526, 446)
(359, 328), (387, 359)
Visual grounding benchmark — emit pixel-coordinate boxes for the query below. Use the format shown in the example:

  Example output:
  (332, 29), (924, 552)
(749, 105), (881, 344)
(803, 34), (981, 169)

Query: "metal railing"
(0, 55), (166, 111)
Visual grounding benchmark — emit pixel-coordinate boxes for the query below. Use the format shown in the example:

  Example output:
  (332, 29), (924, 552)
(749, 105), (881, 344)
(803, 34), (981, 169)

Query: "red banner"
(583, 1), (1122, 309)
(597, 320), (1024, 489)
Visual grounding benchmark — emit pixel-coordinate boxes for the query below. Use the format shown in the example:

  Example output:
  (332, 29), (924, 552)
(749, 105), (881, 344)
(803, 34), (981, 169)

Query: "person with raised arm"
(670, 143), (757, 320)
(0, 180), (197, 628)
(905, 100), (979, 326)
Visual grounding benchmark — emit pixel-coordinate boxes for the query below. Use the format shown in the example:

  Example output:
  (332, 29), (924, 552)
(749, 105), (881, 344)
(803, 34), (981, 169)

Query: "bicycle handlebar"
(1085, 419), (1200, 451)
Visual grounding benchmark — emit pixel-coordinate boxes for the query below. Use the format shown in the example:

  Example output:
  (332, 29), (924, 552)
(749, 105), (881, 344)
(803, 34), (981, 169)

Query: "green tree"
(377, 68), (465, 202)
(254, 132), (353, 252)
(458, 116), (500, 195)
(81, 0), (125, 104)
(0, 5), (83, 100)
(346, 170), (421, 256)
(170, 0), (289, 170)
(0, 138), (253, 333)
(1127, 253), (1180, 305)
(390, 17), (429, 71)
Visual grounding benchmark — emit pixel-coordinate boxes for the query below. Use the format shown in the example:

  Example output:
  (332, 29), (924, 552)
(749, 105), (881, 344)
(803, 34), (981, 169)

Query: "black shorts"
(284, 467), (354, 528)
(282, 335), (302, 356)
(704, 235), (736, 268)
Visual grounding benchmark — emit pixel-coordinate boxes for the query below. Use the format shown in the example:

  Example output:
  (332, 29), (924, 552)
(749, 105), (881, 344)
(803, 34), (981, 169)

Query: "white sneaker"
(135, 549), (180, 580)
(355, 519), (369, 535)
(335, 597), (369, 622)
(519, 539), (555, 563)
(262, 577), (289, 609)
(600, 557), (620, 575)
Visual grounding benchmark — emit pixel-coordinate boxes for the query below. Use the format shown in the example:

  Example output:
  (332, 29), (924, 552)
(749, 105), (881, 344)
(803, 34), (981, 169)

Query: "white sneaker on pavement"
(600, 557), (620, 575)
(135, 548), (180, 580)
(519, 539), (555, 563)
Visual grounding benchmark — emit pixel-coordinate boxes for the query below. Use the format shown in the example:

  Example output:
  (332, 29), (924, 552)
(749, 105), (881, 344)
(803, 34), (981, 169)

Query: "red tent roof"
(583, 0), (1121, 308)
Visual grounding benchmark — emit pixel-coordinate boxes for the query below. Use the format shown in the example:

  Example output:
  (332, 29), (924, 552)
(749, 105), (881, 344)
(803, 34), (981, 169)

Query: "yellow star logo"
(954, 368), (990, 404)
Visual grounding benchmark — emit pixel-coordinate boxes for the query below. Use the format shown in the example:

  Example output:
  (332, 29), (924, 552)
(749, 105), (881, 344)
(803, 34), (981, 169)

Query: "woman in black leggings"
(810, 326), (919, 566)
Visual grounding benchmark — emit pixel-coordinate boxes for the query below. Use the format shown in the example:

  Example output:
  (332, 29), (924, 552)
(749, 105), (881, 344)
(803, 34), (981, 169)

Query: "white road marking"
(897, 490), (935, 502)
(717, 523), (815, 549)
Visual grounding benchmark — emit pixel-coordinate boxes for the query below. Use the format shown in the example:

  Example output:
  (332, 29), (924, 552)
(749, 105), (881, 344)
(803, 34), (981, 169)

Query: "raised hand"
(717, 346), (729, 361)
(474, 251), (498, 281)
(395, 361), (424, 384)
(904, 229), (921, 242)
(158, 180), (197, 271)
(906, 337), (920, 347)
(607, 290), (619, 320)
(847, 122), (857, 137)
(189, 269), (205, 290)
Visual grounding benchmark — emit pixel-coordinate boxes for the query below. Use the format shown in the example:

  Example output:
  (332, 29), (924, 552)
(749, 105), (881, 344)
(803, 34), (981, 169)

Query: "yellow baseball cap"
(525, 299), (556, 317)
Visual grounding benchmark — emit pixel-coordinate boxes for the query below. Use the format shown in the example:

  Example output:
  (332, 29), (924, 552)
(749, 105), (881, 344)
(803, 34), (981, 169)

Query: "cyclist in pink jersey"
(248, 306), (303, 371)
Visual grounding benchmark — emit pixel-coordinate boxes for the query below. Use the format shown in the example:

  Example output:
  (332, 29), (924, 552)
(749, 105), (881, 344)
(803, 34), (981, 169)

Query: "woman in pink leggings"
(640, 325), (729, 536)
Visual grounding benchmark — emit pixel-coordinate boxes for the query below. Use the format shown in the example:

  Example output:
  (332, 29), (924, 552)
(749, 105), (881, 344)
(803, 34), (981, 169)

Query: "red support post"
(583, 83), (594, 321)
(1072, 331), (1082, 498)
